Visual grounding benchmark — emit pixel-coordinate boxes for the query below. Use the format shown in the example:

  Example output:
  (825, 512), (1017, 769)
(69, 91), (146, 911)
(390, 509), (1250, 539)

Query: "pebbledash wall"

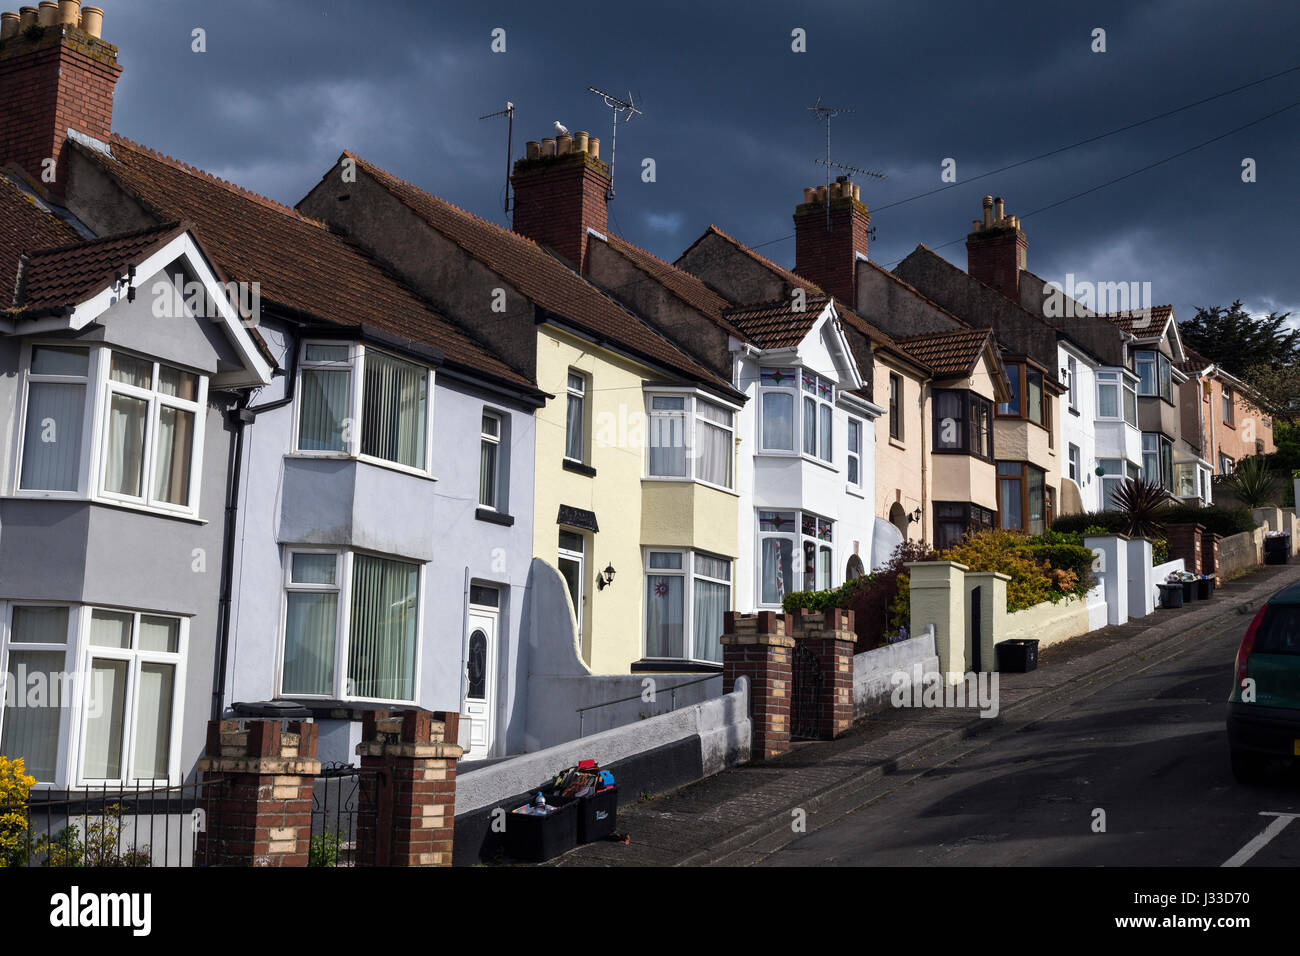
(222, 315), (539, 764)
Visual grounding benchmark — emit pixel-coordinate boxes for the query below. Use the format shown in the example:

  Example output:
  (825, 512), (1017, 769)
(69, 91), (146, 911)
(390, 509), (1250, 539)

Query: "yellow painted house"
(301, 143), (743, 675)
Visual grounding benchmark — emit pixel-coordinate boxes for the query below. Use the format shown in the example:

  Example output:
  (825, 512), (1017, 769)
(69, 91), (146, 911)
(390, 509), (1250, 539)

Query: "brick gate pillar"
(722, 611), (793, 760)
(1165, 523), (1204, 576)
(1201, 531), (1222, 585)
(357, 709), (462, 866)
(196, 718), (320, 867)
(793, 609), (858, 739)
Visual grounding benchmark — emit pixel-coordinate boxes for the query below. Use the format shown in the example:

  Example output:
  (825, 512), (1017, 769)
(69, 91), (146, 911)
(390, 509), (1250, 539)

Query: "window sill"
(285, 452), (438, 483)
(274, 698), (414, 720)
(475, 507), (515, 527)
(629, 659), (723, 674)
(2, 493), (210, 525)
(1068, 407), (1080, 417)
(563, 459), (597, 477)
(641, 476), (739, 497)
(846, 484), (865, 498)
(888, 437), (907, 450)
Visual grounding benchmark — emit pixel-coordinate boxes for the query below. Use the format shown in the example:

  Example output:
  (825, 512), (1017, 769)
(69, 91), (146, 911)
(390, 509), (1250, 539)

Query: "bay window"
(998, 363), (1047, 427)
(757, 510), (833, 605)
(1096, 371), (1138, 426)
(802, 372), (834, 462)
(934, 502), (996, 551)
(933, 389), (994, 461)
(1, 605), (186, 786)
(847, 418), (862, 488)
(1141, 433), (1174, 490)
(646, 392), (735, 488)
(759, 368), (797, 451)
(297, 342), (432, 473)
(1135, 350), (1173, 402)
(760, 366), (838, 463)
(644, 550), (732, 663)
(1098, 459), (1141, 510)
(998, 462), (1048, 534)
(281, 549), (420, 703)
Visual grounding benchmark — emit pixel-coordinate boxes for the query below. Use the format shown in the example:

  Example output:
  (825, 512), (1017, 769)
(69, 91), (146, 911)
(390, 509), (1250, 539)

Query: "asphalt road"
(760, 612), (1300, 867)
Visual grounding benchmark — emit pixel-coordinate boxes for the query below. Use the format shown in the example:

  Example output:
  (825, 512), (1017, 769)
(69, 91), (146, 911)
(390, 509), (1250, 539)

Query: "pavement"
(547, 559), (1300, 867)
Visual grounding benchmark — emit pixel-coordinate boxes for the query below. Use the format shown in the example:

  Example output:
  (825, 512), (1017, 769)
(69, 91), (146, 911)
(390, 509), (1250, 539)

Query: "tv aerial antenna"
(808, 98), (885, 232)
(587, 87), (643, 200)
(479, 101), (515, 216)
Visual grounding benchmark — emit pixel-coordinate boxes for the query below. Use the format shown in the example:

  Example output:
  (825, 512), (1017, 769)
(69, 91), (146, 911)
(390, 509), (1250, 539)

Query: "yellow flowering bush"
(0, 756), (35, 867)
(940, 529), (1052, 611)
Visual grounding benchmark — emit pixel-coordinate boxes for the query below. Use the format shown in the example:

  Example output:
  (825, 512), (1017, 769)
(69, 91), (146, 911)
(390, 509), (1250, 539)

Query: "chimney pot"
(525, 140), (540, 160)
(852, 184), (861, 202)
(18, 5), (35, 28)
(541, 137), (556, 157)
(1, 11), (19, 39)
(37, 1), (56, 26)
(588, 136), (600, 160)
(79, 2), (100, 36)
(994, 197), (1005, 221)
(803, 187), (815, 203)
(972, 219), (982, 232)
(816, 185), (827, 202)
(830, 182), (842, 200)
(56, 0), (77, 27)
(556, 134), (573, 155)
(982, 195), (993, 228)
(573, 130), (589, 153)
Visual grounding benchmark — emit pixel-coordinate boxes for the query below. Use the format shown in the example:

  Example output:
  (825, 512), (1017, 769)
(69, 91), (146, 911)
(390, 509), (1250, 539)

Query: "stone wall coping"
(356, 741), (464, 760)
(197, 756), (322, 776)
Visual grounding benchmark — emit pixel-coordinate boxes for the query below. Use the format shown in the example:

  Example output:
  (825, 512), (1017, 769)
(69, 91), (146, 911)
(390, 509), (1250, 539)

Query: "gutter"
(211, 393), (254, 721)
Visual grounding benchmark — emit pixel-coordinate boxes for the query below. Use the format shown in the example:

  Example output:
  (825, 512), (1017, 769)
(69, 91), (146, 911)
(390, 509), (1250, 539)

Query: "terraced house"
(0, 14), (546, 768)
(1178, 347), (1275, 485)
(296, 137), (746, 677)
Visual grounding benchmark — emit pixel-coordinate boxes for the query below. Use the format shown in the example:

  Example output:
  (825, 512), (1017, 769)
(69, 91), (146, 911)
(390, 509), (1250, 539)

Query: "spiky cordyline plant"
(1224, 455), (1279, 509)
(1113, 478), (1173, 539)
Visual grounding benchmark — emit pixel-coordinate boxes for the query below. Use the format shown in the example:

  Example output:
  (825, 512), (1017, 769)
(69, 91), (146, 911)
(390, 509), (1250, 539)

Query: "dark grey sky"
(103, 0), (1299, 326)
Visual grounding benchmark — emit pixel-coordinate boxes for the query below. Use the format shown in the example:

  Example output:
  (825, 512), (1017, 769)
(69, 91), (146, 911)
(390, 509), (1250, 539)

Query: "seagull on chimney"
(554, 121), (570, 136)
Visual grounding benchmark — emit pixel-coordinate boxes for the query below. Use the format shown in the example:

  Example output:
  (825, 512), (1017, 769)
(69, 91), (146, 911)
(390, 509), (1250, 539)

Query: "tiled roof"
(682, 224), (825, 296)
(723, 295), (830, 350)
(18, 222), (185, 313)
(896, 327), (996, 377)
(1104, 304), (1173, 335)
(68, 136), (535, 391)
(0, 173), (80, 307)
(1177, 345), (1213, 375)
(600, 233), (743, 338)
(341, 153), (737, 396)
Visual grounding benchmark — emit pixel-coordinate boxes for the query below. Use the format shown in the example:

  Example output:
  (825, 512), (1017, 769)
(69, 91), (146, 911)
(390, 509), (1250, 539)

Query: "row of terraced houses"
(0, 15), (1274, 786)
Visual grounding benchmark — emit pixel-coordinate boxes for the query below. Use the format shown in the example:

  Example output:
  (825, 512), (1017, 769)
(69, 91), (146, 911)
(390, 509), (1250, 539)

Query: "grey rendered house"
(0, 175), (273, 788)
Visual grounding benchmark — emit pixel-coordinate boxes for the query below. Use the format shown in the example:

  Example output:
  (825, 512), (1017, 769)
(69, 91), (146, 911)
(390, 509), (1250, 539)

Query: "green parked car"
(1227, 582), (1300, 782)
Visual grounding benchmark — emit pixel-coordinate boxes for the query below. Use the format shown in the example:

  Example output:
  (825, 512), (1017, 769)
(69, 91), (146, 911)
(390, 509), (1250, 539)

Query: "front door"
(464, 597), (498, 760)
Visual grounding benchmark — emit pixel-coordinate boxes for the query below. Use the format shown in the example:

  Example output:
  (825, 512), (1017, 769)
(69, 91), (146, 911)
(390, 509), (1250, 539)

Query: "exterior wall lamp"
(596, 563), (616, 590)
(907, 507), (922, 524)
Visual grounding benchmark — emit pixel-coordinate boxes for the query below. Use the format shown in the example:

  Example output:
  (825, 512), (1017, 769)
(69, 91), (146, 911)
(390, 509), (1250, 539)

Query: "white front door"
(463, 599), (498, 760)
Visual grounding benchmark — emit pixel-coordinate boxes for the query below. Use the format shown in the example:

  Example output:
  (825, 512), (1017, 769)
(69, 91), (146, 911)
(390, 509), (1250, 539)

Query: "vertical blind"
(21, 383), (85, 491)
(348, 555), (419, 701)
(362, 352), (427, 468)
(299, 367), (351, 451)
(1, 606), (68, 782)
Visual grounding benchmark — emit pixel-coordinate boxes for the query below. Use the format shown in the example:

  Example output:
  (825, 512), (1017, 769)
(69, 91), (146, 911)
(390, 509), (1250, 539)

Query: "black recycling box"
(996, 638), (1038, 673)
(1264, 534), (1291, 565)
(575, 786), (617, 843)
(503, 800), (578, 863)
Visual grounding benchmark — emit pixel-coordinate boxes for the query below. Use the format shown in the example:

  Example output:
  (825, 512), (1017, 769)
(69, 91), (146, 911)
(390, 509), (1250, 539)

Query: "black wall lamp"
(596, 563), (617, 590)
(907, 507), (922, 524)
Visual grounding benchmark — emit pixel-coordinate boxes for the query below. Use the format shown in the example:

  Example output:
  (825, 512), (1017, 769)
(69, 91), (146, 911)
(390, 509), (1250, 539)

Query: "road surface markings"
(1222, 812), (1299, 867)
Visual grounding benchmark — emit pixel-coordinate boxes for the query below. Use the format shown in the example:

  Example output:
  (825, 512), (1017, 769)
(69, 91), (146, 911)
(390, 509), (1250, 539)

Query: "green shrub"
(782, 575), (871, 614)
(1026, 542), (1097, 599)
(1051, 511), (1129, 535)
(940, 530), (1051, 611)
(1163, 503), (1256, 538)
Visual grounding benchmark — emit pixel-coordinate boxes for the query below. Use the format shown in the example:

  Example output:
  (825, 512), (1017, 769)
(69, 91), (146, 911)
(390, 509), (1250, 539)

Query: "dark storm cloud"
(105, 0), (1298, 324)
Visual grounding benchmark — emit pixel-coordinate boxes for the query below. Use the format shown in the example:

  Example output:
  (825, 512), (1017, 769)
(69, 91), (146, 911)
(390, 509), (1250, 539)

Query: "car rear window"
(1256, 605), (1300, 655)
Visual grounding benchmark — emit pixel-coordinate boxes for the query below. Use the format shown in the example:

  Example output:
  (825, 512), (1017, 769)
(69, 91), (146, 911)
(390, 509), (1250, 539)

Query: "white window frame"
(13, 344), (96, 498)
(1096, 370), (1138, 426)
(644, 388), (737, 491)
(846, 417), (863, 492)
(479, 410), (503, 510)
(0, 601), (77, 786)
(557, 531), (585, 646)
(1068, 443), (1080, 484)
(1067, 355), (1079, 411)
(276, 547), (424, 706)
(642, 548), (732, 664)
(1220, 453), (1234, 475)
(97, 350), (208, 517)
(758, 367), (799, 454)
(74, 606), (188, 788)
(756, 509), (835, 607)
(292, 340), (436, 479)
(801, 371), (835, 464)
(564, 370), (588, 465)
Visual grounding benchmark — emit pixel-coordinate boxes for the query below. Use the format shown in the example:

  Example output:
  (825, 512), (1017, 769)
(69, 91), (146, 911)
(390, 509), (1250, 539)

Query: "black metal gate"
(310, 763), (383, 867)
(791, 642), (823, 740)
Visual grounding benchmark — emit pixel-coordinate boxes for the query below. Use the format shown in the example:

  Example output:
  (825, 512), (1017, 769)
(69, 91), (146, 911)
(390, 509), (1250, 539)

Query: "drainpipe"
(209, 331), (297, 721)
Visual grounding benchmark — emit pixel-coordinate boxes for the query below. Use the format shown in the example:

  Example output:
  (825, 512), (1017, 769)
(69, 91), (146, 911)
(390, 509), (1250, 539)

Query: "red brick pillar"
(722, 611), (793, 760)
(794, 609), (858, 739)
(356, 709), (462, 866)
(1165, 523), (1204, 575)
(1201, 531), (1222, 585)
(196, 718), (320, 867)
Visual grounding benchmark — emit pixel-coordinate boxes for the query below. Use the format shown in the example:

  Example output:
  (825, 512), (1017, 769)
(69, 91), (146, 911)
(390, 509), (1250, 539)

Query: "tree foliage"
(1180, 300), (1298, 379)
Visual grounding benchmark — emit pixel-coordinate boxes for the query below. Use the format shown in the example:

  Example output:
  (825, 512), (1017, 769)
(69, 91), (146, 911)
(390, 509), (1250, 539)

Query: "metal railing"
(2, 777), (228, 868)
(575, 672), (721, 738)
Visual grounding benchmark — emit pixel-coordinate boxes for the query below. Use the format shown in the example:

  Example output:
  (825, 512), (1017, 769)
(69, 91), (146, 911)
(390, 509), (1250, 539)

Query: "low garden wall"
(1001, 595), (1091, 651)
(853, 628), (939, 717)
(1219, 527), (1265, 581)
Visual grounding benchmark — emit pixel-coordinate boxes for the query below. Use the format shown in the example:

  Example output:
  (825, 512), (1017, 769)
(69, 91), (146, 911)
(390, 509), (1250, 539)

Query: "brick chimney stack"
(0, 5), (117, 199)
(966, 195), (1027, 304)
(510, 130), (609, 271)
(793, 178), (871, 306)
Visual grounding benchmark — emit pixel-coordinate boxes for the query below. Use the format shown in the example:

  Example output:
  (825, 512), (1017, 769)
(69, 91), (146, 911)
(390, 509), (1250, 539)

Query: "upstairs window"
(1135, 350), (1173, 402)
(1096, 371), (1137, 426)
(102, 352), (204, 512)
(933, 389), (993, 461)
(20, 346), (90, 492)
(801, 372), (834, 462)
(759, 367), (797, 451)
(847, 419), (862, 488)
(565, 371), (587, 463)
(1067, 356), (1079, 411)
(998, 363), (1046, 427)
(479, 412), (502, 509)
(646, 393), (735, 489)
(1222, 387), (1235, 426)
(297, 343), (431, 472)
(888, 373), (902, 441)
